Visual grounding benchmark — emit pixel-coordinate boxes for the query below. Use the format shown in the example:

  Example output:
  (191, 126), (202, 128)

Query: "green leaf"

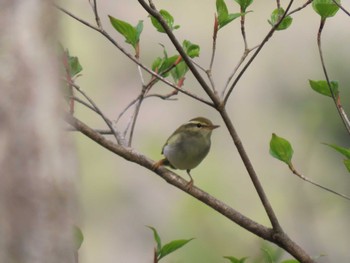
(73, 226), (84, 250)
(223, 256), (248, 263)
(323, 143), (350, 159)
(281, 260), (300, 263)
(147, 226), (162, 254)
(182, 40), (200, 58)
(108, 16), (142, 49)
(269, 133), (294, 165)
(158, 238), (194, 260)
(344, 159), (350, 173)
(150, 9), (180, 33)
(68, 55), (83, 77)
(234, 0), (254, 11)
(171, 61), (188, 82)
(152, 57), (163, 72)
(323, 143), (350, 173)
(216, 0), (229, 20)
(312, 0), (340, 19)
(216, 0), (244, 29)
(309, 80), (339, 98)
(152, 49), (178, 75)
(268, 8), (293, 30)
(135, 20), (144, 40)
(220, 13), (244, 28)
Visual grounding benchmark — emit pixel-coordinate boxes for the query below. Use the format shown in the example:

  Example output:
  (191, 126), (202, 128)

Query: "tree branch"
(66, 114), (315, 263)
(223, 0), (295, 105)
(55, 4), (214, 107)
(317, 19), (350, 135)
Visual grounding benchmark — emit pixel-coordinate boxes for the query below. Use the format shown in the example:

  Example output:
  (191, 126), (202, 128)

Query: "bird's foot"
(185, 179), (194, 191)
(152, 159), (166, 171)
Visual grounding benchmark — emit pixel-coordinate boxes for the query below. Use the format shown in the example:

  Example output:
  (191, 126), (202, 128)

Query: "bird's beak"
(209, 124), (220, 130)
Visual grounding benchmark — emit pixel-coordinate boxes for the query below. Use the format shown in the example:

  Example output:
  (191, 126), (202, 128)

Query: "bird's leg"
(186, 169), (194, 190)
(152, 158), (167, 170)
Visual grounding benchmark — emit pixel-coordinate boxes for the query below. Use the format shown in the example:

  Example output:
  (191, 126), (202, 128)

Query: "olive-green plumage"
(154, 117), (219, 188)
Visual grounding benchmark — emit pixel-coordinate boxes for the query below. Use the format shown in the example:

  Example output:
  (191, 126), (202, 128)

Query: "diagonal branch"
(55, 4), (214, 107)
(139, 0), (284, 236)
(317, 19), (350, 135)
(219, 109), (282, 231)
(66, 114), (315, 263)
(138, 0), (222, 107)
(223, 0), (295, 105)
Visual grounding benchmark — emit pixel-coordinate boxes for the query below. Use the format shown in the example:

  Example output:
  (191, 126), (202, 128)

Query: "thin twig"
(287, 0), (312, 16)
(93, 0), (102, 28)
(223, 0), (295, 105)
(67, 126), (113, 135)
(289, 164), (350, 201)
(240, 8), (248, 51)
(115, 96), (141, 124)
(71, 96), (97, 113)
(55, 4), (214, 107)
(222, 48), (251, 98)
(209, 15), (218, 73)
(67, 114), (316, 263)
(317, 19), (350, 134)
(128, 92), (145, 147)
(331, 0), (350, 16)
(70, 82), (125, 145)
(221, 7), (251, 97)
(219, 108), (282, 232)
(138, 0), (221, 107)
(145, 93), (178, 100)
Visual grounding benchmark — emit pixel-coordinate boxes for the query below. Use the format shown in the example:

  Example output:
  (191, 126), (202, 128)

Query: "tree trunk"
(0, 1), (77, 263)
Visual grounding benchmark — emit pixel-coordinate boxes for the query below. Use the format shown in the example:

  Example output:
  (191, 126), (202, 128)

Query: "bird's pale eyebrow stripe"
(188, 120), (204, 126)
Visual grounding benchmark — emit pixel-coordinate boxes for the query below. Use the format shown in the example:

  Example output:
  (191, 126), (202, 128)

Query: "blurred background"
(58, 0), (350, 262)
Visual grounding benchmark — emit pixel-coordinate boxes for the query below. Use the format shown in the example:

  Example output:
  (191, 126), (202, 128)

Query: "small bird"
(153, 117), (219, 189)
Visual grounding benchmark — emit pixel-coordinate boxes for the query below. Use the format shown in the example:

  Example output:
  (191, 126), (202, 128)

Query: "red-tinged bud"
(174, 55), (182, 65)
(213, 14), (219, 40)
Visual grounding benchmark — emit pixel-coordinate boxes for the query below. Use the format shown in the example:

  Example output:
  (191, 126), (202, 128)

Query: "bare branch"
(223, 0), (295, 105)
(55, 4), (214, 107)
(219, 109), (282, 231)
(138, 0), (222, 107)
(288, 163), (350, 201)
(331, 0), (350, 16)
(317, 19), (350, 134)
(66, 114), (316, 263)
(70, 82), (126, 145)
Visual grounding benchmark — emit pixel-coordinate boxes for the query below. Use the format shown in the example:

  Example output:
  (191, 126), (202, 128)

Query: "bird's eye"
(196, 123), (202, 128)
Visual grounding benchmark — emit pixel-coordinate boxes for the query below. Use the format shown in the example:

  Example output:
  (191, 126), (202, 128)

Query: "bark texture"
(0, 1), (77, 263)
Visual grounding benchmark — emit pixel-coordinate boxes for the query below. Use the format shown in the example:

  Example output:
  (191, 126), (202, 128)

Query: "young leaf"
(281, 260), (300, 263)
(68, 55), (83, 78)
(323, 143), (350, 159)
(221, 13), (244, 28)
(268, 8), (293, 30)
(135, 20), (144, 40)
(312, 0), (340, 19)
(216, 0), (229, 22)
(158, 238), (194, 260)
(108, 16), (142, 49)
(309, 80), (339, 98)
(269, 133), (294, 165)
(73, 226), (84, 250)
(344, 159), (350, 173)
(234, 0), (254, 12)
(150, 9), (180, 33)
(182, 40), (200, 58)
(223, 256), (248, 263)
(171, 61), (188, 83)
(147, 226), (162, 254)
(216, 0), (244, 29)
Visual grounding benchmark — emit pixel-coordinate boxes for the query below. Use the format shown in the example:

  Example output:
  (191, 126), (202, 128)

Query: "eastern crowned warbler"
(153, 117), (219, 189)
